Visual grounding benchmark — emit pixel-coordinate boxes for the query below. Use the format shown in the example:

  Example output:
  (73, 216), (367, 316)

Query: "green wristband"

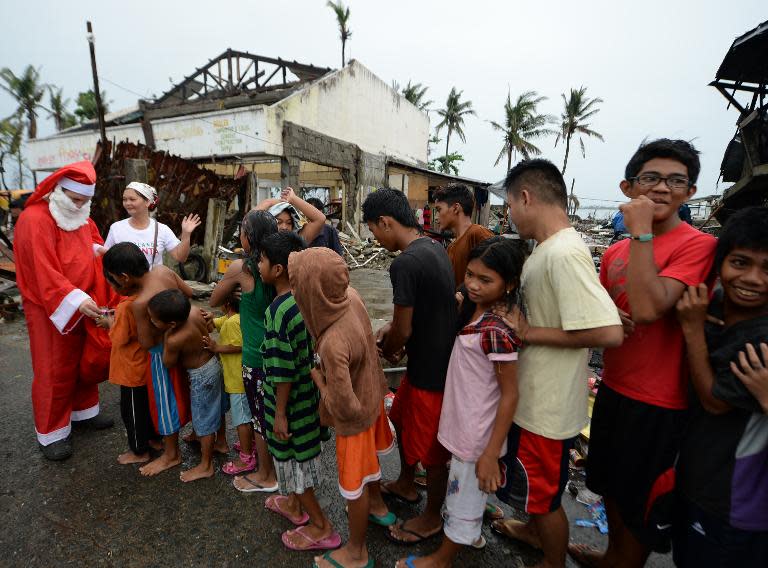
(628, 233), (654, 242)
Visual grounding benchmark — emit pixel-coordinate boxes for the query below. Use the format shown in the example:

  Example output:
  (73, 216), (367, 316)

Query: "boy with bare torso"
(148, 289), (224, 482)
(103, 243), (193, 477)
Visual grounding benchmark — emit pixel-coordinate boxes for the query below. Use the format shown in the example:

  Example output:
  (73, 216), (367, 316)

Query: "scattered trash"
(576, 501), (608, 534)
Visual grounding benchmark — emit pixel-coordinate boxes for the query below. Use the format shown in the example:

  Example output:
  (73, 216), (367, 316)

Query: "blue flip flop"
(404, 556), (418, 568)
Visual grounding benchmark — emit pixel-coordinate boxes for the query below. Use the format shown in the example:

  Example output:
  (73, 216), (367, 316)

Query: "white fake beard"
(48, 187), (92, 231)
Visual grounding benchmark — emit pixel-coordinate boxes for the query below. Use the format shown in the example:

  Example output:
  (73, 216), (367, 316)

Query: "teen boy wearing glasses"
(569, 139), (717, 567)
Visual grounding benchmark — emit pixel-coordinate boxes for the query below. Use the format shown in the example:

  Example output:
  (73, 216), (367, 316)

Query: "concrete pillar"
(280, 156), (300, 189)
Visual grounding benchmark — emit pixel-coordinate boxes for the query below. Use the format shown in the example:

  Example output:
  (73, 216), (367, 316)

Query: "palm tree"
(0, 113), (26, 187)
(556, 86), (604, 175)
(47, 86), (76, 131)
(74, 90), (110, 124)
(401, 81), (433, 112)
(435, 87), (475, 164)
(567, 180), (580, 216)
(489, 90), (556, 172)
(327, 1), (352, 67)
(0, 65), (46, 139)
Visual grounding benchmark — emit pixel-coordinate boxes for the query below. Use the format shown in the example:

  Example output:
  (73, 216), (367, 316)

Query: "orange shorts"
(388, 375), (450, 467)
(336, 402), (395, 500)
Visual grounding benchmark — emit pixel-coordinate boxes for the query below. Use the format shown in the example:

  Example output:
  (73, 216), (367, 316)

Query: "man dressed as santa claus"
(15, 160), (114, 461)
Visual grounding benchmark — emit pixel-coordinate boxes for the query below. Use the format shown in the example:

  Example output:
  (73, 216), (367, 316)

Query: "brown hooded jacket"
(288, 248), (387, 436)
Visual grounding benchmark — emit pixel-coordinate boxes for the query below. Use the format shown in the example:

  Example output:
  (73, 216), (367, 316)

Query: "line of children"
(95, 144), (767, 567)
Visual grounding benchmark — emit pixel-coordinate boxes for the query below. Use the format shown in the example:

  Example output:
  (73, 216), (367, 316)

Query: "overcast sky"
(1, 0), (764, 206)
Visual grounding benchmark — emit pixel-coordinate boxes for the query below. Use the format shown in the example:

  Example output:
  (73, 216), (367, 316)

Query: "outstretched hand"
(78, 298), (102, 318)
(181, 214), (202, 236)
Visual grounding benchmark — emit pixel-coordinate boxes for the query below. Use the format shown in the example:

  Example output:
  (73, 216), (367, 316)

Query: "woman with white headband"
(101, 182), (201, 268)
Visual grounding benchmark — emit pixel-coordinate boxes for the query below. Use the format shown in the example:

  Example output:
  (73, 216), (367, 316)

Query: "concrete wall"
(25, 107), (270, 172)
(269, 61), (429, 166)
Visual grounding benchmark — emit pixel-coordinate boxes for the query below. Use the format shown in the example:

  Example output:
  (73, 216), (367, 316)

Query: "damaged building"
(24, 50), (490, 245)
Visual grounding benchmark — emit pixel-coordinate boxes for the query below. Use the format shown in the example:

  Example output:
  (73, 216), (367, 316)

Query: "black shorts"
(672, 495), (768, 568)
(586, 384), (687, 552)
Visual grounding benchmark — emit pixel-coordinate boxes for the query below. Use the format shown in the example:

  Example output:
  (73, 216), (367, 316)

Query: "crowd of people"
(12, 137), (768, 568)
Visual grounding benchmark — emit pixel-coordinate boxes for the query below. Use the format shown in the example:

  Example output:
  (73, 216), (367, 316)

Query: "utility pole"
(86, 21), (108, 147)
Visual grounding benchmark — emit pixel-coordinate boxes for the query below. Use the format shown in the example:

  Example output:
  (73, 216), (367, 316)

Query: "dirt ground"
(0, 268), (673, 567)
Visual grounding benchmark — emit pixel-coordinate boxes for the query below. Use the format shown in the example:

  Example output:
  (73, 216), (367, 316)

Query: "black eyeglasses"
(629, 174), (692, 190)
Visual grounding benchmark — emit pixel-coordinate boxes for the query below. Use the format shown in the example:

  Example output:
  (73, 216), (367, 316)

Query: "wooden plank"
(202, 198), (228, 282)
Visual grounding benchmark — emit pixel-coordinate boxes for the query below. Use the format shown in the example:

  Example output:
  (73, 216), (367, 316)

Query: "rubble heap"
(338, 232), (398, 271)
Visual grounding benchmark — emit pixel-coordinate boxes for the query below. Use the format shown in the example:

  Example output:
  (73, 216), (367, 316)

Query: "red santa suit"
(14, 161), (109, 446)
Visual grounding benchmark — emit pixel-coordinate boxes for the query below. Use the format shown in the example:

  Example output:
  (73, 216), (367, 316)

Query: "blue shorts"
(228, 392), (252, 427)
(188, 357), (223, 436)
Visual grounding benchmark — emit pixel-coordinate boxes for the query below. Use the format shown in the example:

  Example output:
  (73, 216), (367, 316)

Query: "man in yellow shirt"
(492, 159), (623, 568)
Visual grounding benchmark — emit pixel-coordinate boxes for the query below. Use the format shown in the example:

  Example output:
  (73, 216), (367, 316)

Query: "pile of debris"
(338, 231), (398, 271)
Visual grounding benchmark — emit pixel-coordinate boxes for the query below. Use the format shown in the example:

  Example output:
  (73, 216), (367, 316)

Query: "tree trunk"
(507, 149), (512, 173)
(445, 129), (451, 162)
(341, 40), (346, 67)
(28, 109), (37, 140)
(562, 132), (571, 174)
(16, 146), (23, 187)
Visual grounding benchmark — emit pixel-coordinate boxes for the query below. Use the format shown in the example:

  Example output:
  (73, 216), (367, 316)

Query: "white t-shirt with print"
(104, 218), (181, 269)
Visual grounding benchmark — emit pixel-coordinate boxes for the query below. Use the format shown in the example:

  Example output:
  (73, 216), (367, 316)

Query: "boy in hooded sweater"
(290, 247), (396, 568)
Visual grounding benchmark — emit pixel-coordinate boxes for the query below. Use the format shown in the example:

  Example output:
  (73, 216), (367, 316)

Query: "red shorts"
(336, 402), (395, 500)
(496, 424), (575, 514)
(389, 375), (450, 468)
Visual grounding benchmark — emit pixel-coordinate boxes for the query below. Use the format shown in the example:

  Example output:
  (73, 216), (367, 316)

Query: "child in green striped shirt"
(258, 232), (341, 552)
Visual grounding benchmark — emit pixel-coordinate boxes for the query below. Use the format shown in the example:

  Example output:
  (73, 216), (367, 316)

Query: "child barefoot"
(104, 242), (193, 476)
(148, 289), (223, 483)
(290, 247), (396, 568)
(395, 237), (525, 568)
(258, 232), (341, 552)
(102, 243), (158, 465)
(203, 295), (256, 474)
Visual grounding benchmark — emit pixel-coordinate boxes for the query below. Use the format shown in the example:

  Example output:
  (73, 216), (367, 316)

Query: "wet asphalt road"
(0, 283), (673, 567)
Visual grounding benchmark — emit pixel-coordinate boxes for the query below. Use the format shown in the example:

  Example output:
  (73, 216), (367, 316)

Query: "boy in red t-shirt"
(570, 139), (716, 567)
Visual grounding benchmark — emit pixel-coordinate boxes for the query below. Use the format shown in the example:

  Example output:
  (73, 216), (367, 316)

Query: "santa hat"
(25, 161), (97, 208)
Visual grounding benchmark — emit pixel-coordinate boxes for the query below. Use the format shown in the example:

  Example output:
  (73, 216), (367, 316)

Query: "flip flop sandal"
(281, 526), (342, 551)
(484, 503), (504, 520)
(313, 551), (375, 568)
(380, 481), (422, 505)
(222, 451), (257, 475)
(232, 474), (278, 493)
(369, 511), (398, 527)
(265, 494), (310, 526)
(471, 535), (487, 550)
(386, 520), (443, 546)
(399, 555), (418, 568)
(491, 519), (543, 551)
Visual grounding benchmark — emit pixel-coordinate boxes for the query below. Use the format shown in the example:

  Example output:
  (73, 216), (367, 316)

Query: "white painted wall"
(269, 60), (430, 165)
(25, 107), (270, 171)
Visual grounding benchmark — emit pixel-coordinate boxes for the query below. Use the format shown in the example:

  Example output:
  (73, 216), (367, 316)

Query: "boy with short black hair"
(433, 183), (493, 287)
(491, 159), (622, 568)
(570, 139), (717, 566)
(102, 243), (157, 465)
(103, 242), (194, 477)
(673, 206), (768, 567)
(362, 188), (458, 545)
(148, 289), (223, 483)
(257, 231), (341, 552)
